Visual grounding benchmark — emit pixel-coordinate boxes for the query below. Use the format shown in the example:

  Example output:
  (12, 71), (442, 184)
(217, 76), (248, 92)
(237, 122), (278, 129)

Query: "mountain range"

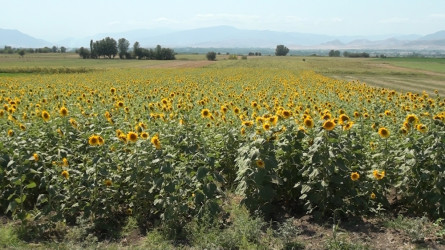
(1, 26), (445, 50)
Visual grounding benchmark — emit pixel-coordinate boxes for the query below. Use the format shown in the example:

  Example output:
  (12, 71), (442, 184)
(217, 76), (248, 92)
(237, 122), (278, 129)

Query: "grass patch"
(0, 66), (94, 74)
(383, 215), (440, 243)
(0, 223), (23, 248)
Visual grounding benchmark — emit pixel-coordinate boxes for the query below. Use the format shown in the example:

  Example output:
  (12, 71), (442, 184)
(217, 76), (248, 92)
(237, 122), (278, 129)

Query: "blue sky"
(1, 0), (444, 41)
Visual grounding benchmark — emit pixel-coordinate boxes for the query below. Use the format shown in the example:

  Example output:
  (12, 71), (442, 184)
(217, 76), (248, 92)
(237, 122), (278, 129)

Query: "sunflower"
(400, 127), (408, 136)
(268, 115), (278, 125)
(97, 136), (104, 145)
(57, 128), (64, 137)
(201, 108), (211, 118)
(322, 113), (331, 120)
(303, 117), (314, 128)
(416, 124), (427, 133)
(62, 158), (69, 167)
(242, 120), (253, 127)
(370, 192), (376, 200)
(263, 122), (271, 131)
(350, 172), (360, 181)
(141, 131), (149, 140)
(104, 179), (113, 187)
(59, 107), (68, 117)
(322, 120), (336, 131)
(151, 135), (161, 149)
(256, 160), (265, 168)
(33, 153), (39, 162)
(61, 170), (69, 180)
(88, 135), (99, 146)
(256, 116), (264, 124)
(117, 101), (124, 108)
(240, 127), (246, 135)
(405, 114), (418, 124)
(378, 127), (390, 138)
(281, 110), (291, 119)
(127, 131), (138, 142)
(373, 170), (385, 180)
(19, 123), (26, 131)
(69, 118), (78, 129)
(8, 129), (14, 137)
(343, 121), (354, 130)
(110, 87), (116, 94)
(41, 110), (50, 122)
(339, 114), (349, 125)
(119, 134), (127, 143)
(220, 105), (228, 113)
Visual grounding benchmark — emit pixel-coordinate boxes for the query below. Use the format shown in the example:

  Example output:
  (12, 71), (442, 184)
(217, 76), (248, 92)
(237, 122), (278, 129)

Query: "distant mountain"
(418, 30), (445, 40)
(57, 28), (177, 48)
(0, 28), (52, 48)
(2, 26), (445, 50)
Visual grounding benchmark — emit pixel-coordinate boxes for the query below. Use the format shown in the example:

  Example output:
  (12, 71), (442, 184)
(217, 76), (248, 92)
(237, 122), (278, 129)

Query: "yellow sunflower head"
(378, 127), (390, 139)
(59, 107), (68, 117)
(141, 131), (149, 140)
(127, 131), (138, 142)
(322, 120), (336, 131)
(351, 172), (360, 181)
(61, 170), (69, 180)
(303, 117), (314, 128)
(201, 108), (211, 118)
(41, 110), (50, 122)
(256, 160), (265, 169)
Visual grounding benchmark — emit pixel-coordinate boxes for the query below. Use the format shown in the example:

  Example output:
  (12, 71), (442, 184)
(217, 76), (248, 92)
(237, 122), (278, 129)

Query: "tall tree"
(133, 41), (142, 59)
(118, 38), (130, 59)
(275, 45), (289, 56)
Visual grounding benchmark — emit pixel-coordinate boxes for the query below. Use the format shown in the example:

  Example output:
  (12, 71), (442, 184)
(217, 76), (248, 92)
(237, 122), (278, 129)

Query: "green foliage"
(0, 224), (22, 248)
(383, 215), (435, 243)
(206, 51), (216, 61)
(275, 45), (289, 56)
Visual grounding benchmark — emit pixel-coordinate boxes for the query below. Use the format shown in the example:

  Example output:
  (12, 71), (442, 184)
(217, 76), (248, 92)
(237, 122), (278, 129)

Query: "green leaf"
(26, 181), (37, 189)
(196, 167), (208, 180)
(15, 195), (27, 204)
(7, 160), (14, 168)
(301, 184), (311, 194)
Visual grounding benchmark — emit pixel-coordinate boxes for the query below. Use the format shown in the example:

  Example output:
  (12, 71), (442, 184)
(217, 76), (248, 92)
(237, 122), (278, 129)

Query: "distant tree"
(118, 38), (130, 59)
(78, 47), (90, 59)
(90, 40), (97, 58)
(133, 41), (142, 59)
(275, 45), (289, 56)
(52, 46), (58, 53)
(329, 50), (341, 57)
(60, 46), (66, 53)
(102, 37), (118, 58)
(206, 51), (216, 61)
(18, 49), (25, 57)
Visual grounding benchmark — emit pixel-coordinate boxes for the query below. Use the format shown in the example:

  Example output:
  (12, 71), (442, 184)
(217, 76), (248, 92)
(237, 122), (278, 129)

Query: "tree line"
(77, 37), (175, 60)
(329, 50), (370, 58)
(0, 46), (67, 54)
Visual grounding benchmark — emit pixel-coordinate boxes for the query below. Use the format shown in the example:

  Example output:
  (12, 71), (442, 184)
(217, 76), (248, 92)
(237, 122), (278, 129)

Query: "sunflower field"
(0, 67), (444, 232)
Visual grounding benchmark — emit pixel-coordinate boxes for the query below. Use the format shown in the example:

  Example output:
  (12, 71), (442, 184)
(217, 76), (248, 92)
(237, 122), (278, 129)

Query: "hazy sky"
(1, 0), (444, 41)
